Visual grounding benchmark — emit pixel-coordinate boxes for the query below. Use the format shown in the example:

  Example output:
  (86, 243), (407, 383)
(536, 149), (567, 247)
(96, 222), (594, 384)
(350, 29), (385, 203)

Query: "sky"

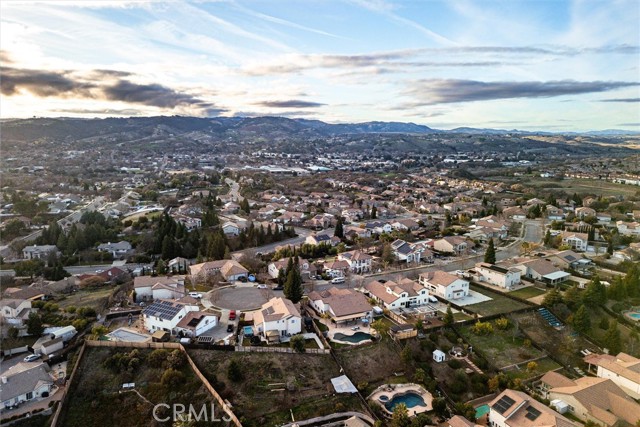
(1, 0), (639, 131)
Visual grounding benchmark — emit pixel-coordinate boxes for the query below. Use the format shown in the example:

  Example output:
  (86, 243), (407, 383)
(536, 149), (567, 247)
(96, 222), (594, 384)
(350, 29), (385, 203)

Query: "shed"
(152, 330), (169, 342)
(433, 349), (446, 363)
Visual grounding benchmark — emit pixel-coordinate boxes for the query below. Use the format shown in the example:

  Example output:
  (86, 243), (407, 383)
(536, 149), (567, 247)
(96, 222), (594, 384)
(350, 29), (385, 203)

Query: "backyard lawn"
(508, 287), (546, 300)
(465, 286), (531, 316)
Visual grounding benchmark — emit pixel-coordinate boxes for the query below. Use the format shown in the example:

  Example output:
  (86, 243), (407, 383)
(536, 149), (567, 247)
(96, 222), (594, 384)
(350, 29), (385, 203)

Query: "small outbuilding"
(433, 349), (446, 363)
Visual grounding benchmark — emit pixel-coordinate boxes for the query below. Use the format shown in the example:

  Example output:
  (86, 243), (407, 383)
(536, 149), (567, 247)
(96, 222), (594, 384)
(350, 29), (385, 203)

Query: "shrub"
(447, 359), (462, 369)
(228, 359), (243, 382)
(494, 317), (511, 330)
(471, 321), (494, 336)
(161, 368), (184, 388)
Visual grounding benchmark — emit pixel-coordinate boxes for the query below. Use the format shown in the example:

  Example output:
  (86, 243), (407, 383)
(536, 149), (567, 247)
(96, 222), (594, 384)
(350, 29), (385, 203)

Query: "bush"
(447, 359), (462, 369)
(161, 368), (184, 388)
(471, 321), (494, 336)
(148, 349), (169, 368)
(228, 359), (243, 382)
(494, 317), (511, 330)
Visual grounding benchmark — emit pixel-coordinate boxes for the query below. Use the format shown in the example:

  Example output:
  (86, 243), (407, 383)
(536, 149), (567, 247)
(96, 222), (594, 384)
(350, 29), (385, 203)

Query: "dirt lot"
(187, 349), (362, 426)
(58, 347), (212, 427)
(335, 339), (405, 389)
(466, 285), (531, 316)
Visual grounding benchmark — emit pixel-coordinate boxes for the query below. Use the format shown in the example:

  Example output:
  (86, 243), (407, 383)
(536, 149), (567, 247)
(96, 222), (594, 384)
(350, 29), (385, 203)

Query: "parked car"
(256, 284), (268, 289)
(227, 324), (234, 333)
(229, 310), (236, 321)
(189, 292), (202, 299)
(351, 326), (360, 331)
(24, 354), (40, 362)
(331, 277), (345, 284)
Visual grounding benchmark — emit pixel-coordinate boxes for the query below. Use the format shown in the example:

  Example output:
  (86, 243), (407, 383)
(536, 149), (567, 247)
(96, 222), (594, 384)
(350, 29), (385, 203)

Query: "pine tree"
(334, 217), (344, 239)
(444, 305), (454, 326)
(484, 239), (496, 264)
(604, 320), (622, 354)
(544, 230), (552, 246)
(284, 261), (303, 303)
(543, 287), (563, 307)
(371, 206), (377, 219)
(572, 305), (591, 333)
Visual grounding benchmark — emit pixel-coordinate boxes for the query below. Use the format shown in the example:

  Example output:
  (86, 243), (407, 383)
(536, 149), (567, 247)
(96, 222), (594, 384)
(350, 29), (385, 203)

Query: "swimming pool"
(475, 404), (490, 419)
(628, 313), (640, 319)
(384, 392), (426, 412)
(333, 332), (372, 343)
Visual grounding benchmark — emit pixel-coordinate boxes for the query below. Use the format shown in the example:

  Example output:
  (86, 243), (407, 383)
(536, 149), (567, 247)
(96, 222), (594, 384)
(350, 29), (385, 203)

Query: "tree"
(284, 261), (304, 303)
(371, 319), (390, 339)
(228, 359), (243, 382)
(563, 284), (581, 309)
(484, 239), (496, 264)
(157, 259), (167, 275)
(26, 313), (44, 336)
(382, 243), (394, 266)
(444, 305), (454, 326)
(432, 398), (447, 417)
(543, 287), (563, 307)
(371, 206), (377, 219)
(334, 217), (344, 239)
(526, 361), (538, 373)
(583, 276), (607, 307)
(572, 305), (591, 333)
(390, 403), (411, 427)
(290, 335), (306, 353)
(161, 368), (185, 388)
(604, 320), (622, 354)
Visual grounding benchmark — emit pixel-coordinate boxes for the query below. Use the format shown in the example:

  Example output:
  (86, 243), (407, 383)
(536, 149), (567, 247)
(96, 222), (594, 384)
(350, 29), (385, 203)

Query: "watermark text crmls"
(153, 403), (232, 423)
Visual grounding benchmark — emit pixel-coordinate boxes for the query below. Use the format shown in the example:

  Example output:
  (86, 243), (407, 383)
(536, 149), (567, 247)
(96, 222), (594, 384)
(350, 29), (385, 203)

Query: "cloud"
(0, 50), (13, 64)
(599, 98), (640, 103)
(403, 79), (640, 105)
(254, 100), (326, 108)
(0, 66), (224, 115)
(1, 67), (95, 97)
(430, 44), (639, 56)
(618, 123), (640, 127)
(51, 108), (143, 116)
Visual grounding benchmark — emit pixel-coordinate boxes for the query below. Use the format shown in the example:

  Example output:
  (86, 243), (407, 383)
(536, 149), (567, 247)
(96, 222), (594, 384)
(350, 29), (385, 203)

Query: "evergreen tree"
(371, 206), (377, 219)
(543, 287), (563, 307)
(583, 276), (607, 307)
(444, 305), (454, 326)
(284, 261), (304, 303)
(484, 239), (496, 264)
(157, 259), (167, 275)
(587, 227), (595, 242)
(334, 217), (344, 239)
(277, 268), (286, 287)
(604, 320), (622, 354)
(572, 305), (591, 333)
(563, 284), (581, 309)
(543, 230), (552, 246)
(26, 313), (44, 336)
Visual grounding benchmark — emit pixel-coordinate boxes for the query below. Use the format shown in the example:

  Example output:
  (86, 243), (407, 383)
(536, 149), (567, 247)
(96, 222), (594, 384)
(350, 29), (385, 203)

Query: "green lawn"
(503, 357), (562, 380)
(454, 312), (474, 321)
(466, 286), (530, 316)
(508, 287), (546, 300)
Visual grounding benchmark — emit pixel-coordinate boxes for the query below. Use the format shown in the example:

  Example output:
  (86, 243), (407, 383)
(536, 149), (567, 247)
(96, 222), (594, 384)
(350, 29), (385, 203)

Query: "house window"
(26, 392), (33, 400)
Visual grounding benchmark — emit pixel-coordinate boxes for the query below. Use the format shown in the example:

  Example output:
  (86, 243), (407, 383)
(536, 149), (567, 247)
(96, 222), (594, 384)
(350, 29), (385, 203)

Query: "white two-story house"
(363, 278), (429, 309)
(141, 300), (199, 335)
(253, 297), (301, 343)
(419, 271), (469, 300)
(473, 263), (521, 290)
(338, 251), (373, 273)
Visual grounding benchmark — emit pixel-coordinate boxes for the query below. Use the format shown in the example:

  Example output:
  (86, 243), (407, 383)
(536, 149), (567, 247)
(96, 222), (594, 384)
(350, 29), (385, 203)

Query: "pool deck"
(327, 323), (373, 345)
(368, 383), (433, 416)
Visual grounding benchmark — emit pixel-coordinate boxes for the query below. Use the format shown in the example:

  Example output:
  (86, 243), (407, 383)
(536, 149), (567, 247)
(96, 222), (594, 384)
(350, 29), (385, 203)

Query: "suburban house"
(473, 263), (521, 290)
(419, 271), (469, 300)
(141, 300), (199, 335)
(189, 260), (249, 282)
(391, 239), (423, 263)
(433, 236), (469, 255)
(172, 213), (202, 231)
(546, 206), (565, 221)
(323, 260), (351, 278)
(22, 245), (59, 260)
(363, 278), (429, 309)
(487, 388), (578, 427)
(391, 218), (420, 232)
(221, 221), (242, 236)
(502, 206), (527, 221)
(546, 250), (593, 271)
(575, 206), (596, 219)
(584, 352), (640, 399)
(133, 276), (186, 302)
(469, 216), (510, 241)
(516, 259), (570, 285)
(540, 372), (640, 427)
(268, 257), (317, 280)
(364, 221), (392, 235)
(308, 287), (372, 324)
(175, 311), (218, 338)
(305, 233), (341, 247)
(596, 212), (612, 224)
(560, 231), (588, 252)
(341, 208), (364, 222)
(617, 221), (640, 236)
(167, 257), (191, 273)
(96, 241), (132, 258)
(0, 362), (54, 410)
(1, 299), (33, 326)
(344, 226), (372, 240)
(253, 297), (302, 343)
(338, 251), (373, 273)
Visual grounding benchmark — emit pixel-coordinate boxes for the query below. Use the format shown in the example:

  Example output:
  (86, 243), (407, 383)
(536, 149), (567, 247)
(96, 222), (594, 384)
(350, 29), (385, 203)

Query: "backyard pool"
(333, 332), (372, 343)
(624, 309), (640, 321)
(475, 404), (490, 419)
(384, 392), (426, 412)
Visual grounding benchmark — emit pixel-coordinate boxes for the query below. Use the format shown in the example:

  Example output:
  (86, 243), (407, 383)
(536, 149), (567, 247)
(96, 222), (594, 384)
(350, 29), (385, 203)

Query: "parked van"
(331, 277), (345, 284)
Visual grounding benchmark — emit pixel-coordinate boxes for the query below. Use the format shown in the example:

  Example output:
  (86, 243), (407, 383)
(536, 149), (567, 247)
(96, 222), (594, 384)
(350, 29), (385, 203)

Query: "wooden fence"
(235, 345), (330, 355)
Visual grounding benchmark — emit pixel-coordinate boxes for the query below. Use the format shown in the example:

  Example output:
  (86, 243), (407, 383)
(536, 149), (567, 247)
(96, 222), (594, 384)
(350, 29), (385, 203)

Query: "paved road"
(523, 219), (544, 243)
(225, 178), (242, 202)
(231, 227), (333, 260)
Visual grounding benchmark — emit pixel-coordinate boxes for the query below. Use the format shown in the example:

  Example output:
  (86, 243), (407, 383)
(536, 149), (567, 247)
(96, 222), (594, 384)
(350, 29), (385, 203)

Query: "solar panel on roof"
(525, 406), (541, 421)
(565, 255), (576, 261)
(492, 395), (516, 414)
